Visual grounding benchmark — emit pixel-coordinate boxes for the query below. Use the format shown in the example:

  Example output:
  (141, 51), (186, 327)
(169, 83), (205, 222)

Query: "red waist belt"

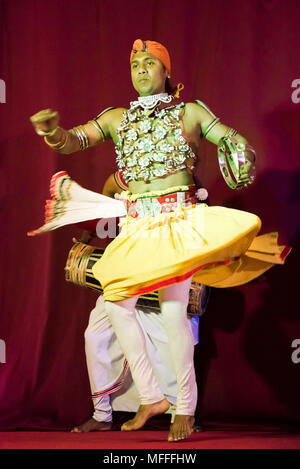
(124, 186), (198, 219)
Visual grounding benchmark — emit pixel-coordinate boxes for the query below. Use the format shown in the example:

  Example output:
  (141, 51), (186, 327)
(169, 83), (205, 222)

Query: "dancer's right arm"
(29, 107), (125, 155)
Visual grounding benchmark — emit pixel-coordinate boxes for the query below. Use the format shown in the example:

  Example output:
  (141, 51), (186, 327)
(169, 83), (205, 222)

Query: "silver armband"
(89, 119), (106, 140)
(70, 125), (89, 150)
(90, 107), (116, 141)
(194, 100), (221, 138)
(203, 117), (220, 138)
(217, 136), (256, 190)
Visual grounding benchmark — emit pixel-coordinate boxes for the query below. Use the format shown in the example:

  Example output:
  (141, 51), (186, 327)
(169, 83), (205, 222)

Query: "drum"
(65, 242), (210, 317)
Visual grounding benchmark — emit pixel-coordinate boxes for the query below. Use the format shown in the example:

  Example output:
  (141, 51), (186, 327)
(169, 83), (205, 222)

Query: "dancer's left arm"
(186, 101), (249, 145)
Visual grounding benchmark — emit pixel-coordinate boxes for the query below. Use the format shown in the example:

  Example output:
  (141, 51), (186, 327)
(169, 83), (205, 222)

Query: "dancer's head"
(130, 39), (171, 96)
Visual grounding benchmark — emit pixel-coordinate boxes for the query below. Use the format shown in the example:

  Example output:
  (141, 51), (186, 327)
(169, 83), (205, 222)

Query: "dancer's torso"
(108, 101), (201, 194)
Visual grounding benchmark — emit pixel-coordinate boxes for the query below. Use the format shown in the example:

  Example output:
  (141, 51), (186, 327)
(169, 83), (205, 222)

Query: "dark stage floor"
(1, 428), (299, 449)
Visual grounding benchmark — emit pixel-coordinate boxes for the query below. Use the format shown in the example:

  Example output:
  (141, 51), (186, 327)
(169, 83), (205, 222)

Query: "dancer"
(29, 39), (290, 441)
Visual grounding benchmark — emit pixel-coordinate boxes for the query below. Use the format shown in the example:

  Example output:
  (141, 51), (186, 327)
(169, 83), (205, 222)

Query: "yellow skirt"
(92, 195), (290, 301)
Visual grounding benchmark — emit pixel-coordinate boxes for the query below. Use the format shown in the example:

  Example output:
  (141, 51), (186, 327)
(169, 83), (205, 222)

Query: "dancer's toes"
(168, 415), (195, 442)
(71, 418), (112, 433)
(121, 398), (170, 431)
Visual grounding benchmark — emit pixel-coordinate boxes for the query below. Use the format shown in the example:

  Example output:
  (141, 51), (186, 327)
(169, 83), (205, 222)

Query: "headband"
(130, 39), (171, 76)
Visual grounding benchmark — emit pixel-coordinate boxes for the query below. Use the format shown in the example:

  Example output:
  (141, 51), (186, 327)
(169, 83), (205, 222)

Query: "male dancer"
(29, 40), (289, 441)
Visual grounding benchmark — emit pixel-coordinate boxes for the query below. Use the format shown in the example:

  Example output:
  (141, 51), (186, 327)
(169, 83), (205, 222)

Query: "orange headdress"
(130, 39), (171, 76)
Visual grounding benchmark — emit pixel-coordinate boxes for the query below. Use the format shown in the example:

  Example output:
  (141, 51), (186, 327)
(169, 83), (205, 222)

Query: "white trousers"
(85, 293), (199, 423)
(105, 276), (198, 416)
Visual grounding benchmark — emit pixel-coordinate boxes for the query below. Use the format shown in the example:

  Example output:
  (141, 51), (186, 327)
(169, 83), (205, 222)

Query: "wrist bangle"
(44, 131), (69, 150)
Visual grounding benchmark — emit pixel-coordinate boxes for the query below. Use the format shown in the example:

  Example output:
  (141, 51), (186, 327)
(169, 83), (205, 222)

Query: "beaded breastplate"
(115, 97), (197, 183)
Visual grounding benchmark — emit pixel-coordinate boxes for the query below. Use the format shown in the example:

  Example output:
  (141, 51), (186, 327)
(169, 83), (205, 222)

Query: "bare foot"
(121, 398), (170, 431)
(71, 417), (112, 433)
(168, 415), (195, 442)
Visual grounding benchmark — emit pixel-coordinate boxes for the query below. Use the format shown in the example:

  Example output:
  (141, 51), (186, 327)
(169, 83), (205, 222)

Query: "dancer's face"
(131, 52), (168, 97)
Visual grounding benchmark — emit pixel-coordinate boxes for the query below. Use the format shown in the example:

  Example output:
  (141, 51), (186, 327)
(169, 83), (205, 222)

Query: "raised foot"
(121, 398), (170, 431)
(168, 415), (195, 442)
(71, 417), (112, 433)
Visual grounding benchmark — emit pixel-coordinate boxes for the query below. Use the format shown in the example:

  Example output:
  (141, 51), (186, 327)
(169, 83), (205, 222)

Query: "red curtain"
(0, 0), (299, 430)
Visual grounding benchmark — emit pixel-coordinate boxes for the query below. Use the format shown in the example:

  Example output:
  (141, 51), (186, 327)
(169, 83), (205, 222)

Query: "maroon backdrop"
(0, 0), (300, 430)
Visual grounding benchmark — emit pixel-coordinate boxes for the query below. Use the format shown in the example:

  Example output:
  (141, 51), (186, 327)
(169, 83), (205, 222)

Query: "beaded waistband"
(115, 185), (198, 219)
(116, 184), (196, 202)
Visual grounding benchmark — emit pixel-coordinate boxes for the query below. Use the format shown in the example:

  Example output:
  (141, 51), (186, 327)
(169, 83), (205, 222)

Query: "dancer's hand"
(30, 108), (60, 135)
